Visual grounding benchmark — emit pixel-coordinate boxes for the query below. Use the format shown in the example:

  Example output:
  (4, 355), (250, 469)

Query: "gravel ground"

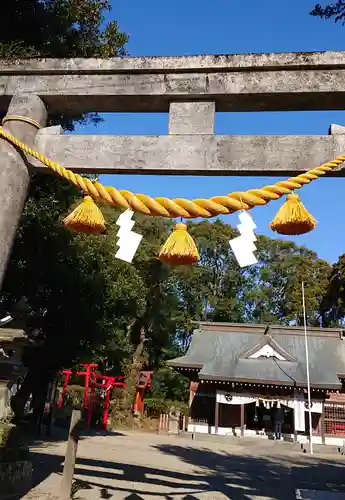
(20, 431), (345, 499)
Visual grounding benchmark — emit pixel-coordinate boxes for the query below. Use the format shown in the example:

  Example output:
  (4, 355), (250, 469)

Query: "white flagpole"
(302, 281), (313, 454)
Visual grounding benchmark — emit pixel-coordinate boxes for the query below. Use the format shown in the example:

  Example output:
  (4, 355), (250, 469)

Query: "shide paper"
(115, 209), (143, 263)
(229, 212), (258, 268)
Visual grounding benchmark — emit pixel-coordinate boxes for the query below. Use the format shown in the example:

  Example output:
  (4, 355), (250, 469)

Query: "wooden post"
(215, 398), (219, 435)
(321, 402), (325, 445)
(102, 386), (111, 431)
(0, 94), (47, 290)
(293, 401), (298, 443)
(187, 381), (196, 433)
(157, 413), (162, 434)
(47, 381), (58, 437)
(60, 408), (82, 500)
(240, 404), (245, 437)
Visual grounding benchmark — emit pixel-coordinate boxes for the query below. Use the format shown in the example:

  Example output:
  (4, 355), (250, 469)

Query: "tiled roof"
(168, 323), (345, 389)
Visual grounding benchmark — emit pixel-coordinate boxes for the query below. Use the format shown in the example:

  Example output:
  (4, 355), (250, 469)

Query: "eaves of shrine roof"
(167, 322), (345, 389)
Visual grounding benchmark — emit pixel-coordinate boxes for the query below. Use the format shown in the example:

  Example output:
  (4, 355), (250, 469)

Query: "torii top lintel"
(1, 50), (345, 114)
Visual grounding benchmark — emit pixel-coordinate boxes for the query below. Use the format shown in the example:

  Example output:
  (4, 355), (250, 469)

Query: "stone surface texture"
(33, 131), (345, 176)
(168, 102), (215, 135)
(2, 51), (345, 113)
(0, 459), (32, 498)
(0, 94), (47, 289)
(0, 327), (27, 419)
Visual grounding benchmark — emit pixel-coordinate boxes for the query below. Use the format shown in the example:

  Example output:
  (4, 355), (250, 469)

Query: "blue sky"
(75, 0), (345, 264)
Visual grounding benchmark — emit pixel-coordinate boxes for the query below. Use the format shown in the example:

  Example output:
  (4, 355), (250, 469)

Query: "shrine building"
(168, 322), (345, 446)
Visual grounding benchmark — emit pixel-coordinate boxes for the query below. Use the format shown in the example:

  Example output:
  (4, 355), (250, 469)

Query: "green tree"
(139, 222), (332, 411)
(174, 220), (242, 327)
(241, 237), (331, 326)
(0, 0), (128, 130)
(311, 2), (345, 23)
(145, 364), (189, 415)
(319, 254), (345, 326)
(1, 0), (127, 58)
(1, 177), (149, 420)
(0, 0), (129, 421)
(170, 220), (331, 329)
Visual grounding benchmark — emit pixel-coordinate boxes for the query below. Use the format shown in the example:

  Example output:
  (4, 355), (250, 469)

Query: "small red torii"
(58, 363), (98, 409)
(87, 372), (125, 430)
(58, 363), (125, 430)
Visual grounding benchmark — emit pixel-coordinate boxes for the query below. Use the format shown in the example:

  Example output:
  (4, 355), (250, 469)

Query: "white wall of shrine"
(188, 389), (345, 446)
(215, 390), (323, 433)
(186, 423), (345, 446)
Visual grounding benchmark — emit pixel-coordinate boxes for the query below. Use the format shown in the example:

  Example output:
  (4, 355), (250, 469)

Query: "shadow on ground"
(31, 427), (126, 448)
(154, 443), (345, 498)
(22, 440), (345, 499)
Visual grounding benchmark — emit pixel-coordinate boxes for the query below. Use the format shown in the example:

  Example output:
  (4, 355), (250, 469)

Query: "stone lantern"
(0, 299), (30, 418)
(0, 326), (28, 418)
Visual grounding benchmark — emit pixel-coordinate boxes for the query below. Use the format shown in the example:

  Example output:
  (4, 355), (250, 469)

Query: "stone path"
(21, 431), (345, 499)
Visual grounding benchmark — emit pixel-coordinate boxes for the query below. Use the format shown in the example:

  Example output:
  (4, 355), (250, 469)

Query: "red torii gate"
(58, 363), (125, 430)
(58, 364), (154, 427)
(87, 372), (125, 430)
(58, 363), (98, 409)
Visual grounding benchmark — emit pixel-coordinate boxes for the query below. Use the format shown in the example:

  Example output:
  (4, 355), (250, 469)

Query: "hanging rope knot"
(270, 193), (316, 236)
(286, 193), (299, 201)
(63, 195), (106, 235)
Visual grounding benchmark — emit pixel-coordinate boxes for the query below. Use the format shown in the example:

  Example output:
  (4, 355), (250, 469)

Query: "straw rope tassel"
(63, 195), (106, 234)
(159, 223), (200, 265)
(0, 124), (343, 219)
(270, 193), (316, 235)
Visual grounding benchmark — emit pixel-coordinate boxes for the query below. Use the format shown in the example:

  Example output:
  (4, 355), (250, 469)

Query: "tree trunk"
(133, 327), (146, 361)
(11, 363), (51, 433)
(124, 327), (146, 411)
(32, 377), (50, 435)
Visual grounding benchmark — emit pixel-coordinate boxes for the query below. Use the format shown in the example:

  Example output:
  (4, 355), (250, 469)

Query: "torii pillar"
(0, 94), (47, 289)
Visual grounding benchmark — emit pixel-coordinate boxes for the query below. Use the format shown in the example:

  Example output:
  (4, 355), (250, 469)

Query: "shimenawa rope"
(0, 121), (343, 219)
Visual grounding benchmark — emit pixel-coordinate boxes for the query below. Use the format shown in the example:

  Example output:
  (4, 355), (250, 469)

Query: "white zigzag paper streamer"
(229, 212), (258, 268)
(115, 210), (143, 263)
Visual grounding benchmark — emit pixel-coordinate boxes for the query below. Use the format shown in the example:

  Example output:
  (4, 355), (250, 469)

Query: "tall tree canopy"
(0, 0), (128, 129)
(319, 254), (345, 326)
(1, 0), (128, 58)
(173, 222), (331, 328)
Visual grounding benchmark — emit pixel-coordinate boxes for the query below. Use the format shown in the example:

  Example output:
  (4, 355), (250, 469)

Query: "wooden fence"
(157, 413), (187, 434)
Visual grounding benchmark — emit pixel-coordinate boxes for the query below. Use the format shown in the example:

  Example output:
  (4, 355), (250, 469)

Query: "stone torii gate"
(1, 49), (345, 289)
